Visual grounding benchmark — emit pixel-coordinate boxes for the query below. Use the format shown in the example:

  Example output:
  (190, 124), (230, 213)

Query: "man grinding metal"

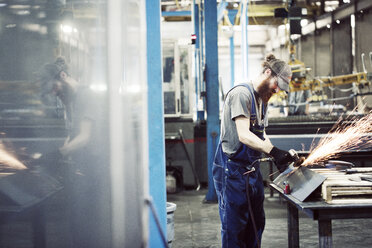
(213, 54), (297, 247)
(38, 57), (110, 248)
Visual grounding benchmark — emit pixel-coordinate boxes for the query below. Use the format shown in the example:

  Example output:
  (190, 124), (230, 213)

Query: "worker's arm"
(235, 116), (273, 154)
(59, 118), (92, 156)
(263, 131), (272, 146)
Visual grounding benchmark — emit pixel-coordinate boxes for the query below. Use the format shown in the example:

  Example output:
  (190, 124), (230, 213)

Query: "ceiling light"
(61, 24), (73, 33)
(301, 19), (308, 27)
(5, 24), (16, 28)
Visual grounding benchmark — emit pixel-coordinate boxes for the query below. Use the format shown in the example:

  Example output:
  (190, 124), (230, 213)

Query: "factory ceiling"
(0, 0), (352, 50)
(0, 0), (349, 28)
(161, 0), (348, 24)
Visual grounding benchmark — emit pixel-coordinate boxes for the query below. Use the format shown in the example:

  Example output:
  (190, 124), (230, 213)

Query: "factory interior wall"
(272, 45), (290, 61)
(0, 29), (55, 81)
(301, 34), (316, 78)
(315, 28), (331, 77)
(333, 18), (352, 76)
(218, 47), (266, 88)
(356, 8), (372, 110)
(356, 9), (372, 72)
(332, 17), (354, 108)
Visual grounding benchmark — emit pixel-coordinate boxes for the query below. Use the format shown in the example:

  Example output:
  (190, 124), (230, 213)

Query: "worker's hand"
(269, 147), (293, 172)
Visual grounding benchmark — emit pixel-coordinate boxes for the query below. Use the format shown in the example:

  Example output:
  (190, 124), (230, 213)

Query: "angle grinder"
(288, 149), (305, 167)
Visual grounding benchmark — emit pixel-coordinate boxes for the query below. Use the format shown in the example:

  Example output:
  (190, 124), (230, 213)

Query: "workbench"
(270, 183), (372, 248)
(0, 170), (63, 247)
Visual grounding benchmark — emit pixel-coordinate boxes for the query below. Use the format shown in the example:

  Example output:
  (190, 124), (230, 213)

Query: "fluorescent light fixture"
(301, 19), (308, 27)
(90, 83), (108, 92)
(5, 24), (16, 28)
(351, 14), (355, 28)
(61, 24), (73, 33)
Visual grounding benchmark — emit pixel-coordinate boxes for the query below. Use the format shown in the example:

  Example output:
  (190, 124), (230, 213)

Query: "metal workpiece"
(273, 165), (326, 202)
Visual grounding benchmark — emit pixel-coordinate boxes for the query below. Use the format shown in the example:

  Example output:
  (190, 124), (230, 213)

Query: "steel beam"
(230, 35), (235, 88)
(204, 0), (220, 202)
(241, 0), (249, 80)
(146, 0), (167, 247)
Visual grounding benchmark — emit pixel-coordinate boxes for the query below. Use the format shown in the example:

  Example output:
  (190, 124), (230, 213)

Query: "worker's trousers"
(213, 143), (265, 248)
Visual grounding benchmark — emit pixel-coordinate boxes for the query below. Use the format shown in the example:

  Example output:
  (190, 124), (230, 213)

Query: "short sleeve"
(228, 88), (252, 120)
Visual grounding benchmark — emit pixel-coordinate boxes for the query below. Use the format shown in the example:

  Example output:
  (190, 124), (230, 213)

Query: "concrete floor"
(2, 187), (372, 247)
(167, 188), (372, 248)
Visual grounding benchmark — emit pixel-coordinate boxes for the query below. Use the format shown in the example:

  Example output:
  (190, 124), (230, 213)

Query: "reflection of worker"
(213, 54), (296, 247)
(39, 57), (110, 248)
(288, 89), (311, 115)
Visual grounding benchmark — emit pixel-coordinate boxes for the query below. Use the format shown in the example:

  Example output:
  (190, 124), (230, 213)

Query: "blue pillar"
(194, 2), (204, 121)
(146, 1), (167, 247)
(204, 0), (220, 202)
(241, 0), (249, 80)
(230, 35), (235, 88)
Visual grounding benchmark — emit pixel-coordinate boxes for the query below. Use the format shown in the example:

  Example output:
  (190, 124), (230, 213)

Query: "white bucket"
(166, 202), (177, 247)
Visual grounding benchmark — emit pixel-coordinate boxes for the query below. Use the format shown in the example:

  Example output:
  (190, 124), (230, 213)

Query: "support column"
(194, 1), (204, 121)
(241, 0), (249, 80)
(204, 0), (220, 202)
(318, 219), (332, 248)
(230, 35), (235, 88)
(146, 0), (167, 247)
(287, 202), (299, 248)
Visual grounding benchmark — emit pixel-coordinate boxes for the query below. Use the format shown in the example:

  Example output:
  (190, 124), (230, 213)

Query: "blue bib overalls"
(213, 84), (266, 248)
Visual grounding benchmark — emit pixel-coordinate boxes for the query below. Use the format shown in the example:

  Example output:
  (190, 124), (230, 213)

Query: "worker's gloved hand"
(269, 147), (293, 173)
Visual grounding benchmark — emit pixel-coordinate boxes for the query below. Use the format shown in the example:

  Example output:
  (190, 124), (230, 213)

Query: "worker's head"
(258, 54), (292, 102)
(39, 57), (73, 103)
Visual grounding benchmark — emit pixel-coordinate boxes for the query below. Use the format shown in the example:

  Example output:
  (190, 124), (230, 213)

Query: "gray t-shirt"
(220, 83), (268, 157)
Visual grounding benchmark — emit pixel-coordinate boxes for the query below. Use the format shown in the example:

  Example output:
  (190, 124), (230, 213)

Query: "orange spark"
(302, 112), (372, 166)
(0, 143), (27, 170)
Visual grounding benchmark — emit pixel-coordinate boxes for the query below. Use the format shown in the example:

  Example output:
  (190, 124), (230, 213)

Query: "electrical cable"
(245, 173), (260, 248)
(144, 197), (169, 248)
(243, 157), (272, 247)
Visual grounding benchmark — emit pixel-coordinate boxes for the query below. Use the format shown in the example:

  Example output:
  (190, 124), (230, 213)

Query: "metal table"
(270, 183), (372, 248)
(0, 170), (63, 248)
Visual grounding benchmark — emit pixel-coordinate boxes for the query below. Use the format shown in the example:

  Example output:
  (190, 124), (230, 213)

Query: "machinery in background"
(287, 43), (312, 116)
(287, 46), (372, 115)
(162, 40), (194, 118)
(269, 43), (372, 117)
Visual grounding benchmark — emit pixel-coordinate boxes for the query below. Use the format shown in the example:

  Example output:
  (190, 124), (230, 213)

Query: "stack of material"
(313, 168), (372, 204)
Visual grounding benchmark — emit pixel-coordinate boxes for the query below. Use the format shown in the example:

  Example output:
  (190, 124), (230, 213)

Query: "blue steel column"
(241, 0), (249, 80)
(230, 35), (235, 88)
(204, 0), (220, 202)
(146, 0), (167, 247)
(194, 2), (204, 121)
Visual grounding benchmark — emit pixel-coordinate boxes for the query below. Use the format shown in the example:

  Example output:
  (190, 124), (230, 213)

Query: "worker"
(38, 57), (110, 248)
(213, 54), (296, 247)
(288, 89), (312, 115)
